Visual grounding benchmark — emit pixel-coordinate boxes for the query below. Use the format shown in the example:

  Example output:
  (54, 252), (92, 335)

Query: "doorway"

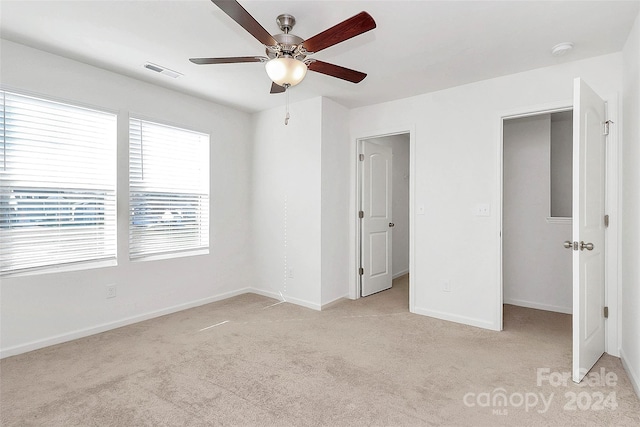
(502, 110), (573, 315)
(353, 131), (412, 306)
(499, 78), (613, 383)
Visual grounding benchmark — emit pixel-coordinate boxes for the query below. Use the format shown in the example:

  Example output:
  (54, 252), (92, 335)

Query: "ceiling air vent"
(143, 62), (182, 79)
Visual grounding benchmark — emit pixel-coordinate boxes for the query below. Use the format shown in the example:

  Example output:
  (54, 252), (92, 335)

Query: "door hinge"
(359, 267), (364, 276)
(603, 120), (614, 136)
(604, 214), (609, 228)
(358, 210), (364, 219)
(604, 306), (609, 319)
(359, 153), (364, 161)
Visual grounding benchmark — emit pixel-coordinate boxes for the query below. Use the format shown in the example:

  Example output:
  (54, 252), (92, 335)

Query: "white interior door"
(572, 78), (607, 383)
(361, 140), (393, 296)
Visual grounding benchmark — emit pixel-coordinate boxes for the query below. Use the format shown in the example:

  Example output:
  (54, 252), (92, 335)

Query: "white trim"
(504, 298), (572, 314)
(500, 102), (573, 121)
(0, 287), (250, 359)
(248, 288), (321, 311)
(604, 92), (621, 357)
(277, 295), (320, 311)
(620, 348), (640, 400)
(321, 295), (349, 310)
(409, 128), (416, 314)
(130, 249), (209, 263)
(498, 111), (504, 331)
(412, 306), (498, 331)
(1, 258), (117, 279)
(393, 269), (409, 280)
(616, 91), (624, 362)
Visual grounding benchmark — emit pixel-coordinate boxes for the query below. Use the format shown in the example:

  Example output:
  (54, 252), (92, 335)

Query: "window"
(129, 118), (209, 260)
(549, 110), (573, 218)
(0, 91), (117, 274)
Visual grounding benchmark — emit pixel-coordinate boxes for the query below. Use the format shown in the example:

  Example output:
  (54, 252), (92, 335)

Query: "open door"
(361, 140), (393, 296)
(572, 78), (607, 383)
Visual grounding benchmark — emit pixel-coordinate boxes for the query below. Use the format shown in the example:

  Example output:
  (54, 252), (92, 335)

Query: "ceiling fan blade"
(189, 56), (267, 65)
(307, 60), (367, 83)
(211, 0), (278, 47)
(270, 82), (286, 94)
(301, 11), (376, 54)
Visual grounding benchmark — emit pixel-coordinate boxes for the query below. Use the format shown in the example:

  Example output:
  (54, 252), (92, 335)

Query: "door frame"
(497, 97), (620, 357)
(349, 125), (416, 312)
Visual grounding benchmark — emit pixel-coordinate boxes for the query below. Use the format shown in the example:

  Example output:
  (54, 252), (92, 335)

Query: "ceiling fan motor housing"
(267, 33), (306, 59)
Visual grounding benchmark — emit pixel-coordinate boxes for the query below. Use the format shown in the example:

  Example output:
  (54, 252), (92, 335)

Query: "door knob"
(563, 240), (574, 249)
(580, 241), (594, 251)
(389, 223), (395, 228)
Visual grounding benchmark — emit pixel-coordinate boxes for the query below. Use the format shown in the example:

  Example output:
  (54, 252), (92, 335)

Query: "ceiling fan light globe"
(265, 57), (307, 87)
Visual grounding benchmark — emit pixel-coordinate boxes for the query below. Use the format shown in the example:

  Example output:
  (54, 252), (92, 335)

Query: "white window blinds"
(129, 118), (209, 259)
(0, 91), (117, 274)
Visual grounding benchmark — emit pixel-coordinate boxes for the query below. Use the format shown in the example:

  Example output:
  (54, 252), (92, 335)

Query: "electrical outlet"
(106, 284), (117, 299)
(442, 281), (451, 292)
(473, 203), (491, 217)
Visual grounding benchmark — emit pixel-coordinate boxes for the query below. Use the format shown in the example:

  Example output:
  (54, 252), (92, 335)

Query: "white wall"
(250, 96), (352, 309)
(621, 13), (640, 397)
(321, 98), (351, 306)
(250, 97), (323, 309)
(349, 53), (623, 330)
(503, 115), (572, 314)
(365, 134), (410, 278)
(0, 40), (254, 357)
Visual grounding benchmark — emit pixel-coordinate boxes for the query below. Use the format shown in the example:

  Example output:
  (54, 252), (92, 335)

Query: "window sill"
(1, 258), (117, 278)
(129, 248), (209, 263)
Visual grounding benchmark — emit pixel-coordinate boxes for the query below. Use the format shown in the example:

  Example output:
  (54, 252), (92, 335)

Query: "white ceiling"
(2, 0), (639, 113)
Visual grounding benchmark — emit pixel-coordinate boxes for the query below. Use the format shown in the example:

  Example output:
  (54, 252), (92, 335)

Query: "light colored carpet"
(1, 275), (639, 426)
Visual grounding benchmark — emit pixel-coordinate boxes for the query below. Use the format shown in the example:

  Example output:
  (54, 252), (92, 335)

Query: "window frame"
(128, 115), (210, 261)
(0, 89), (118, 277)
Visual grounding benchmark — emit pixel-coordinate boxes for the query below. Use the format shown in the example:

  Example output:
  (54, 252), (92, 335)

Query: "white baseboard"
(247, 288), (321, 311)
(412, 306), (498, 331)
(504, 298), (572, 314)
(393, 269), (409, 279)
(321, 294), (349, 310)
(0, 288), (249, 359)
(252, 288), (347, 310)
(620, 347), (640, 400)
(246, 287), (285, 302)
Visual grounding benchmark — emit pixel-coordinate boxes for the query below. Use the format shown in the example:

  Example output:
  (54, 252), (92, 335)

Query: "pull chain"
(284, 85), (290, 125)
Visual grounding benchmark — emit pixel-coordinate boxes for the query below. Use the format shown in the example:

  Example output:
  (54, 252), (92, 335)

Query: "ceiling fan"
(190, 0), (376, 94)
